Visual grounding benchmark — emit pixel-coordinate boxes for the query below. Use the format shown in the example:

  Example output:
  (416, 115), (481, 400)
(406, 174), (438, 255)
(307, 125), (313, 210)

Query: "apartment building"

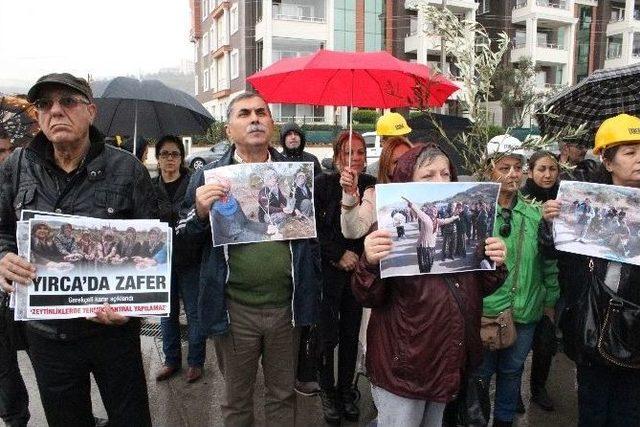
(190, 0), (388, 124)
(603, 0), (640, 68)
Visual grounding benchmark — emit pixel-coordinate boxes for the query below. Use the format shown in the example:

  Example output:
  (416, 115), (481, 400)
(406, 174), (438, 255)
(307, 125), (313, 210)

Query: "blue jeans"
(161, 265), (206, 367)
(577, 363), (640, 427)
(476, 322), (536, 423)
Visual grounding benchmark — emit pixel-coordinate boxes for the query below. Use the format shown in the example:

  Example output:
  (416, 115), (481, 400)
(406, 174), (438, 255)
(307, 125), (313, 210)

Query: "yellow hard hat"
(376, 112), (411, 137)
(593, 113), (640, 155)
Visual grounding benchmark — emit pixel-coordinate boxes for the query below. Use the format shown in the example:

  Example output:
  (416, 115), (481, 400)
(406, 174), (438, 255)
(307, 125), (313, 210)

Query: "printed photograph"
(205, 162), (316, 246)
(376, 182), (500, 278)
(29, 218), (170, 274)
(554, 181), (640, 265)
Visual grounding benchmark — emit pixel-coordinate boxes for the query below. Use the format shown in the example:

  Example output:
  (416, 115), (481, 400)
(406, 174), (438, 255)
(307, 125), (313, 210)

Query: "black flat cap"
(27, 73), (93, 103)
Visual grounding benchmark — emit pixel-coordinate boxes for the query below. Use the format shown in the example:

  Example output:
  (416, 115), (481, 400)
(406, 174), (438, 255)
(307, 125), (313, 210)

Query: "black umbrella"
(93, 77), (214, 145)
(537, 63), (640, 145)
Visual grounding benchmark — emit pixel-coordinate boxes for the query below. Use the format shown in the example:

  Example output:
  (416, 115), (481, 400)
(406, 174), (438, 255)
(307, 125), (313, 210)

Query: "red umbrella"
(247, 49), (458, 109)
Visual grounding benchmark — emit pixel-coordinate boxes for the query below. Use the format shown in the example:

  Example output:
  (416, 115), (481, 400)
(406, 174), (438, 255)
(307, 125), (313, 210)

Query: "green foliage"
(493, 57), (541, 127)
(352, 109), (379, 124)
(487, 125), (505, 141)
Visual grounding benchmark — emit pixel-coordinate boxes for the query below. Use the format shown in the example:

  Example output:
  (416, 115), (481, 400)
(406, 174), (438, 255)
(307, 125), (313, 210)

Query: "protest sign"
(15, 215), (171, 320)
(204, 162), (316, 246)
(376, 182), (500, 278)
(554, 181), (640, 265)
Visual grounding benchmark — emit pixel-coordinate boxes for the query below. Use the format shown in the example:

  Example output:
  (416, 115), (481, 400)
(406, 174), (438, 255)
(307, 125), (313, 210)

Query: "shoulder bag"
(479, 215), (526, 351)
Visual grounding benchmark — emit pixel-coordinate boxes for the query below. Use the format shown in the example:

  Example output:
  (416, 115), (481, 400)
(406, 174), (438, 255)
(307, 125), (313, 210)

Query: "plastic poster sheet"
(554, 181), (640, 265)
(204, 161), (317, 247)
(14, 215), (172, 320)
(375, 182), (500, 278)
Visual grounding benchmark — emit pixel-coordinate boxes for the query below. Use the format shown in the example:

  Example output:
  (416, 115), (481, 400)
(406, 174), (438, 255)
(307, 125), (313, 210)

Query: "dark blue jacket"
(177, 145), (322, 336)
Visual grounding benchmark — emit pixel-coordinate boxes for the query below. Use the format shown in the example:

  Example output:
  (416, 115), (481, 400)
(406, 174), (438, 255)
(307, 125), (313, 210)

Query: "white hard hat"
(487, 134), (527, 159)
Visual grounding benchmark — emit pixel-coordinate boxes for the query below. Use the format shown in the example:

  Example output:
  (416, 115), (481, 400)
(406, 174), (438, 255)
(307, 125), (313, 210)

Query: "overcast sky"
(0, 0), (193, 90)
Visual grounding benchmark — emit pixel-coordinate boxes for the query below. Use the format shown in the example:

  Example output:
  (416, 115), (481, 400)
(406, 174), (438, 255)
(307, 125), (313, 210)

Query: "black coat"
(152, 170), (201, 267)
(0, 126), (158, 340)
(314, 172), (376, 264)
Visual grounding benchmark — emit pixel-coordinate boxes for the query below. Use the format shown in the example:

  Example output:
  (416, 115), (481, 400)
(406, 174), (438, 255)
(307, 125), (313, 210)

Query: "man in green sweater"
(181, 92), (321, 426)
(476, 146), (559, 427)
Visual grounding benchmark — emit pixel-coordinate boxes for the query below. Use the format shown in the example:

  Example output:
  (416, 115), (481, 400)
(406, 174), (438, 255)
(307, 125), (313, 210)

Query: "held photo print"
(375, 182), (500, 278)
(17, 216), (172, 320)
(554, 181), (640, 265)
(205, 162), (317, 246)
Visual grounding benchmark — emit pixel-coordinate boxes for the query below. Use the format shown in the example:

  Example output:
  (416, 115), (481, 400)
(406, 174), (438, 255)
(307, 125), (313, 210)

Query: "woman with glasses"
(519, 150), (561, 413)
(478, 150), (560, 427)
(314, 131), (376, 424)
(541, 114), (640, 427)
(352, 144), (508, 427)
(153, 135), (207, 384)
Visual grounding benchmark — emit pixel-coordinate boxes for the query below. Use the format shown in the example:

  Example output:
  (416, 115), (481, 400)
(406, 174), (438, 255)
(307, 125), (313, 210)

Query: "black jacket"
(152, 169), (201, 268)
(521, 178), (558, 203)
(279, 122), (323, 176)
(314, 172), (376, 264)
(0, 126), (158, 340)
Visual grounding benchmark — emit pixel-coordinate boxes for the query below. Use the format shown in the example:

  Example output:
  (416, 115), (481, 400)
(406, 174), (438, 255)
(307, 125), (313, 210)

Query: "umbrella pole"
(348, 70), (354, 169)
(133, 100), (138, 157)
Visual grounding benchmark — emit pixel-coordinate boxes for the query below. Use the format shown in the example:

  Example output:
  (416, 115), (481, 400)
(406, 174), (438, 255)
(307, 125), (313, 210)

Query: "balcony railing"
(275, 115), (326, 124)
(537, 41), (565, 49)
(536, 0), (568, 10)
(272, 5), (325, 23)
(514, 0), (569, 10)
(633, 48), (640, 57)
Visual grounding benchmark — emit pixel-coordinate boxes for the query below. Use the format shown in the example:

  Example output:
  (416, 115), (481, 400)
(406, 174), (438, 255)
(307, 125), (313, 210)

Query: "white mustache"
(247, 124), (267, 133)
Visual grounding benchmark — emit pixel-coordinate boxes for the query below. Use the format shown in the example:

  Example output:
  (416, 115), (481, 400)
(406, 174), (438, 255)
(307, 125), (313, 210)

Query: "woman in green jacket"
(477, 149), (559, 427)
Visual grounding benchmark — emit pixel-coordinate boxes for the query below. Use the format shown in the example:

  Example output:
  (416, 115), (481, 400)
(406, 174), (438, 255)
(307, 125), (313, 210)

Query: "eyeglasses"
(499, 208), (512, 238)
(33, 96), (91, 112)
(158, 151), (181, 160)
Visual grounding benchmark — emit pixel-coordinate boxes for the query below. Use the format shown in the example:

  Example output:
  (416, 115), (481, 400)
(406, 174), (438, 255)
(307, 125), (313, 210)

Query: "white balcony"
(512, 0), (576, 25)
(272, 20), (328, 40)
(405, 0), (478, 12)
(607, 18), (640, 36)
(404, 33), (442, 54)
(510, 43), (570, 65)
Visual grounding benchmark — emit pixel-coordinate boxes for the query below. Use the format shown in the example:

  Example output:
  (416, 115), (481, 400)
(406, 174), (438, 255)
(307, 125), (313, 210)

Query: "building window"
(217, 56), (227, 89)
(610, 5), (625, 22)
(231, 4), (239, 34)
(194, 44), (199, 63)
(202, 33), (209, 57)
(231, 49), (239, 79)
(607, 34), (623, 59)
(335, 0), (356, 51)
(217, 16), (227, 46)
(272, 37), (324, 62)
(203, 69), (210, 91)
(202, 0), (209, 21)
(364, 0), (383, 51)
(195, 74), (199, 95)
(477, 0), (490, 15)
(634, 33), (640, 57)
(210, 64), (217, 92)
(256, 39), (264, 71)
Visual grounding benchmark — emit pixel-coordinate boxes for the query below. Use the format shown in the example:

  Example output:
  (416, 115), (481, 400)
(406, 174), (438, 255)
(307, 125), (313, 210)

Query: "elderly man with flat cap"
(0, 73), (157, 427)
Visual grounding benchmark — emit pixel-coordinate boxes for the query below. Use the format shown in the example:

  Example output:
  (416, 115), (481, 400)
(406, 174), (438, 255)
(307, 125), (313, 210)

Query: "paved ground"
(18, 321), (579, 426)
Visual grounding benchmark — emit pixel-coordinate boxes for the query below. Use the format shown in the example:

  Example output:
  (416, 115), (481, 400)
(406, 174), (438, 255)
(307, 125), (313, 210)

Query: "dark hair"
(0, 128), (10, 140)
(527, 150), (558, 171)
(332, 131), (365, 172)
(226, 92), (272, 121)
(156, 135), (185, 161)
(593, 144), (622, 184)
(122, 136), (148, 162)
(378, 136), (412, 184)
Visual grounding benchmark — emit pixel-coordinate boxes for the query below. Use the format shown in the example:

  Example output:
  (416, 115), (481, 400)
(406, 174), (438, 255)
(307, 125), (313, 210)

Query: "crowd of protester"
(0, 73), (639, 427)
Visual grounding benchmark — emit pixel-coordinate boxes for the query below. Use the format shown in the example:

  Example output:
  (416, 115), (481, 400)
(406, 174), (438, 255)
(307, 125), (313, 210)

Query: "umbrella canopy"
(0, 95), (39, 144)
(247, 49), (458, 109)
(93, 77), (214, 139)
(537, 63), (640, 145)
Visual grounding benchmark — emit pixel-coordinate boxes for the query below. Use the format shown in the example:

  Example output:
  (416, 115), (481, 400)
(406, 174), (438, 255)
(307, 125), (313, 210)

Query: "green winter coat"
(482, 194), (559, 324)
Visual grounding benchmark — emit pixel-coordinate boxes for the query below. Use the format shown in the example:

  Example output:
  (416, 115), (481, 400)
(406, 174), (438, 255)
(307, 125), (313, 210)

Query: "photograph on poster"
(376, 182), (500, 278)
(554, 181), (640, 265)
(205, 162), (316, 246)
(15, 216), (172, 320)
